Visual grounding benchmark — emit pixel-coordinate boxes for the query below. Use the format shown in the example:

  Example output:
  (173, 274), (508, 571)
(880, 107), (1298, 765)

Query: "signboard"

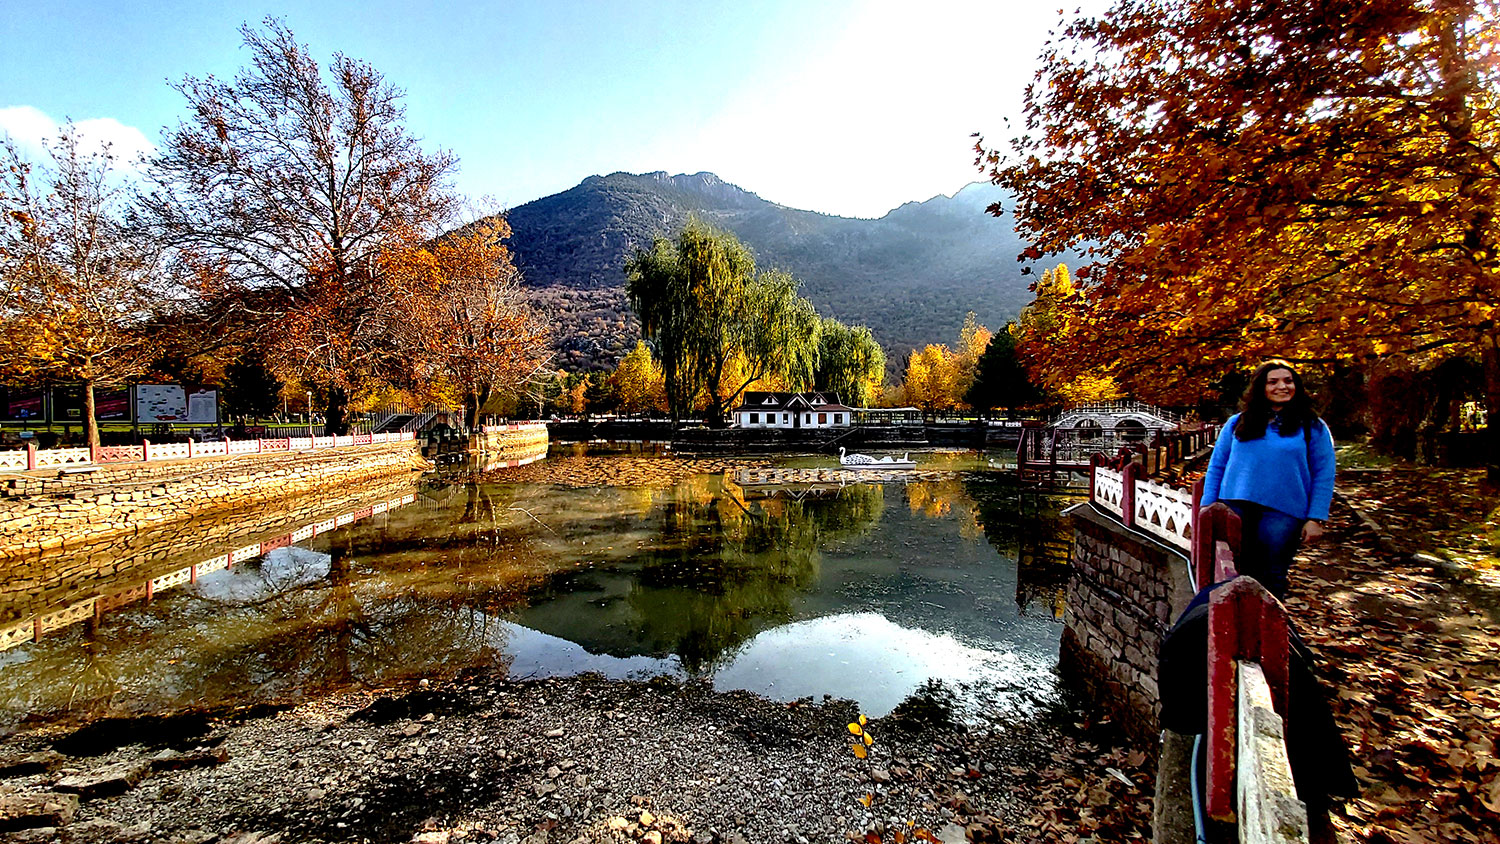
(135, 385), (187, 423)
(49, 385), (132, 423)
(1, 388), (44, 423)
(186, 390), (218, 424)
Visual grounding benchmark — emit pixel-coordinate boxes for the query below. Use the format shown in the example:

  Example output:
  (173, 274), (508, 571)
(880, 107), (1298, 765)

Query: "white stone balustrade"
(1133, 479), (1195, 549)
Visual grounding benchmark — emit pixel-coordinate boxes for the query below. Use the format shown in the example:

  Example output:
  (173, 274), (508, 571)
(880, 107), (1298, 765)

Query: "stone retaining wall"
(1061, 504), (1194, 743)
(0, 474), (423, 623)
(476, 425), (549, 460)
(0, 440), (425, 557)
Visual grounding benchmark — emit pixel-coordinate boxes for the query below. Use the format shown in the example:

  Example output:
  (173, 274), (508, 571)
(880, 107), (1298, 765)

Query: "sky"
(0, 0), (1091, 219)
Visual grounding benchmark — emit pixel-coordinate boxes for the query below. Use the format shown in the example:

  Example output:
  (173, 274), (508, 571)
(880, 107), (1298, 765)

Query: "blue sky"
(0, 0), (1088, 219)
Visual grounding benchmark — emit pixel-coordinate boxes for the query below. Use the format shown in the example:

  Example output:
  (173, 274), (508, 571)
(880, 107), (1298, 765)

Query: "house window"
(782, 413), (789, 424)
(818, 413), (827, 425)
(804, 413), (810, 424)
(749, 412), (759, 424)
(834, 413), (843, 425)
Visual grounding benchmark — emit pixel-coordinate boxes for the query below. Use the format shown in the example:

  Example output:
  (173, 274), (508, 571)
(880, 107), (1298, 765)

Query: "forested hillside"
(499, 172), (1059, 370)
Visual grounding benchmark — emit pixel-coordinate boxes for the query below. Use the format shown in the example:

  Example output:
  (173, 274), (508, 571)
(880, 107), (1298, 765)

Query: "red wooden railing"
(1195, 502), (1293, 823)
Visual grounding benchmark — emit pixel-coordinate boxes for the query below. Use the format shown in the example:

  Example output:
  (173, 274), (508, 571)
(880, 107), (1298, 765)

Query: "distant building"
(731, 391), (853, 429)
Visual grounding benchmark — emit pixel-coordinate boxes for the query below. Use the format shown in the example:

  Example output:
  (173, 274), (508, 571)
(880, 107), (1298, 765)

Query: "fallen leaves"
(1291, 469), (1500, 844)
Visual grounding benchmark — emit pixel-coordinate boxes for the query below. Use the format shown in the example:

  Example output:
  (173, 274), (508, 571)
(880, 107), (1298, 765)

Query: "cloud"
(0, 105), (156, 172)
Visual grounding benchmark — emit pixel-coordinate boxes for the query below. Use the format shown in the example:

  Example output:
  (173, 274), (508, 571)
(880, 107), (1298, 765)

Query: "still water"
(0, 456), (1074, 730)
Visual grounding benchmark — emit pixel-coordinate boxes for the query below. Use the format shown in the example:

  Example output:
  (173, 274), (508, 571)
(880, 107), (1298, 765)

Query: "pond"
(0, 454), (1076, 731)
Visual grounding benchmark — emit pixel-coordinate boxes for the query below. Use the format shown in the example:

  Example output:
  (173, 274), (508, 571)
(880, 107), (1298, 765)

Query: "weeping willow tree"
(626, 219), (821, 424)
(814, 317), (886, 408)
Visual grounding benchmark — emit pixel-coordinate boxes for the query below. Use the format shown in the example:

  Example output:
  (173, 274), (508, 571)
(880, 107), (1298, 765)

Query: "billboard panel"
(1, 388), (44, 422)
(49, 385), (131, 423)
(135, 385), (187, 423)
(186, 390), (218, 424)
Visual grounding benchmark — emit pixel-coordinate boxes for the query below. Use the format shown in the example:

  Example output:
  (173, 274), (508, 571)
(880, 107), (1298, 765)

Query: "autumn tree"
(901, 345), (960, 413)
(381, 219), (550, 429)
(0, 130), (178, 448)
(138, 19), (459, 434)
(626, 220), (820, 424)
(612, 340), (667, 415)
(814, 317), (886, 408)
(1014, 265), (1124, 403)
(977, 0), (1500, 473)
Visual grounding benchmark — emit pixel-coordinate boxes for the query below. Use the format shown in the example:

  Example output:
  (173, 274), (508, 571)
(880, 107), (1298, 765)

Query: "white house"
(731, 392), (854, 429)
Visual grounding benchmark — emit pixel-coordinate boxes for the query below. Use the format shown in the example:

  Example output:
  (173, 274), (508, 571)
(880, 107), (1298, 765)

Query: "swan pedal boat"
(838, 447), (916, 470)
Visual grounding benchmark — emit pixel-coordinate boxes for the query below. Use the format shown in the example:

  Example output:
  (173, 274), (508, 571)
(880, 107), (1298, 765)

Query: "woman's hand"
(1301, 520), (1324, 544)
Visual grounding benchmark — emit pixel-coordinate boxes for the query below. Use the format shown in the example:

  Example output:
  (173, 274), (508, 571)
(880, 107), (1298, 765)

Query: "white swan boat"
(838, 447), (916, 470)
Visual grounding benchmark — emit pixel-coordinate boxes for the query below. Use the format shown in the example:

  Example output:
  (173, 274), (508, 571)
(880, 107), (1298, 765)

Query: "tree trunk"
(83, 378), (100, 450)
(324, 387), (350, 436)
(1483, 338), (1500, 485)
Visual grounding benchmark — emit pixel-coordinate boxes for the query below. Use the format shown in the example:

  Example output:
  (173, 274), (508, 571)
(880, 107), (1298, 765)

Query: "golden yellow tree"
(613, 340), (667, 414)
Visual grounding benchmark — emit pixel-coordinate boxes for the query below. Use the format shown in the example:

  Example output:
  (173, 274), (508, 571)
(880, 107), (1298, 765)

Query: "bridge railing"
(1055, 399), (1183, 422)
(1084, 429), (1306, 842)
(1197, 504), (1307, 842)
(3, 432), (417, 472)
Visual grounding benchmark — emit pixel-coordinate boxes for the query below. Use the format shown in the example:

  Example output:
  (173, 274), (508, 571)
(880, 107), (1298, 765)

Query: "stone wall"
(475, 425), (549, 461)
(0, 440), (425, 557)
(1061, 504), (1194, 743)
(0, 474), (423, 624)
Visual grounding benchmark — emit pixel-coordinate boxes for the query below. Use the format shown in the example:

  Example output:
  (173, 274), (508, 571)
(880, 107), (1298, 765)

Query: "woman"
(1200, 360), (1336, 599)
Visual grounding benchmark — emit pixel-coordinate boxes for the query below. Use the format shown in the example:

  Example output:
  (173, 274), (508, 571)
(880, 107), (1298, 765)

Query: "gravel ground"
(0, 671), (1099, 844)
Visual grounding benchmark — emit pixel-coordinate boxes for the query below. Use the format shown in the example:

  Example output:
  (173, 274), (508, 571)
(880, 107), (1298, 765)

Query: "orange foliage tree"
(0, 130), (180, 447)
(977, 0), (1500, 472)
(381, 220), (551, 428)
(138, 19), (459, 434)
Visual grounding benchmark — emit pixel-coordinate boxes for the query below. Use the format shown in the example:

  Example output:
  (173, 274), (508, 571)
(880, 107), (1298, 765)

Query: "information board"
(186, 390), (219, 424)
(135, 385), (187, 423)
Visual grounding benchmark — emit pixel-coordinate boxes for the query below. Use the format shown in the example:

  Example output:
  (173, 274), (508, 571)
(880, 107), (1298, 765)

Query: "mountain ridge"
(499, 171), (1056, 371)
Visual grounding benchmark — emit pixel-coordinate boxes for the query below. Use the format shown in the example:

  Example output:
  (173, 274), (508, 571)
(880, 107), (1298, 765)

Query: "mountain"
(500, 171), (1060, 371)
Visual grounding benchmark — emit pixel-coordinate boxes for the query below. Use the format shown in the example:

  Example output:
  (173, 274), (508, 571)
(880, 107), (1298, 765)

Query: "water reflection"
(0, 461), (1077, 728)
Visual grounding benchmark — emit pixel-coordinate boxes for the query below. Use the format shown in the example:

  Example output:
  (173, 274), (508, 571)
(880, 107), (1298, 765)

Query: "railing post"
(90, 442), (100, 464)
(187, 439), (195, 459)
(26, 442), (37, 471)
(142, 439), (151, 462)
(1190, 479), (1205, 582)
(256, 437), (263, 454)
(1206, 576), (1291, 821)
(1121, 461), (1139, 528)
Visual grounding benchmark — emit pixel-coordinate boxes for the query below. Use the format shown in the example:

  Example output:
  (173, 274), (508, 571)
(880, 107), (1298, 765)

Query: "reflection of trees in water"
(960, 476), (1074, 617)
(626, 479), (885, 672)
(4, 511), (530, 725)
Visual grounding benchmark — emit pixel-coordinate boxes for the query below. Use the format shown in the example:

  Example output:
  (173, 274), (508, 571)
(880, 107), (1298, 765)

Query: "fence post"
(1121, 461), (1139, 528)
(26, 442), (37, 471)
(256, 437), (263, 454)
(187, 440), (195, 459)
(90, 442), (100, 464)
(142, 439), (152, 462)
(1190, 479), (1205, 582)
(1206, 576), (1291, 821)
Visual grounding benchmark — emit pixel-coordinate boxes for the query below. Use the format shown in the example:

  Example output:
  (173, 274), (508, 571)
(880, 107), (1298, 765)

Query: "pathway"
(1290, 468), (1499, 844)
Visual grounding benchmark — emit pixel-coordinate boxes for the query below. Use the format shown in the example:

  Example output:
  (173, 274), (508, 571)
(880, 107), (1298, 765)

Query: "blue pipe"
(1191, 733), (1209, 844)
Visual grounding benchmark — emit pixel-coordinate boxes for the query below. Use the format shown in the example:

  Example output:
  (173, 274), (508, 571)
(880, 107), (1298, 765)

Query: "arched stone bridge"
(1052, 400), (1180, 438)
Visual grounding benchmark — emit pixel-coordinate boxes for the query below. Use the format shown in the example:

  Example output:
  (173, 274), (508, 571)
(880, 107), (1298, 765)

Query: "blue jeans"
(1223, 501), (1304, 600)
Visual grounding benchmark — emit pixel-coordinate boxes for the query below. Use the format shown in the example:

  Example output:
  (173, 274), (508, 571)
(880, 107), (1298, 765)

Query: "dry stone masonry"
(1061, 504), (1193, 743)
(0, 440), (426, 557)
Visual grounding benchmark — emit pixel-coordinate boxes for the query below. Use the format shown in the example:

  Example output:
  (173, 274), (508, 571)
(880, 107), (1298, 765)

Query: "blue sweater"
(1200, 413), (1336, 521)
